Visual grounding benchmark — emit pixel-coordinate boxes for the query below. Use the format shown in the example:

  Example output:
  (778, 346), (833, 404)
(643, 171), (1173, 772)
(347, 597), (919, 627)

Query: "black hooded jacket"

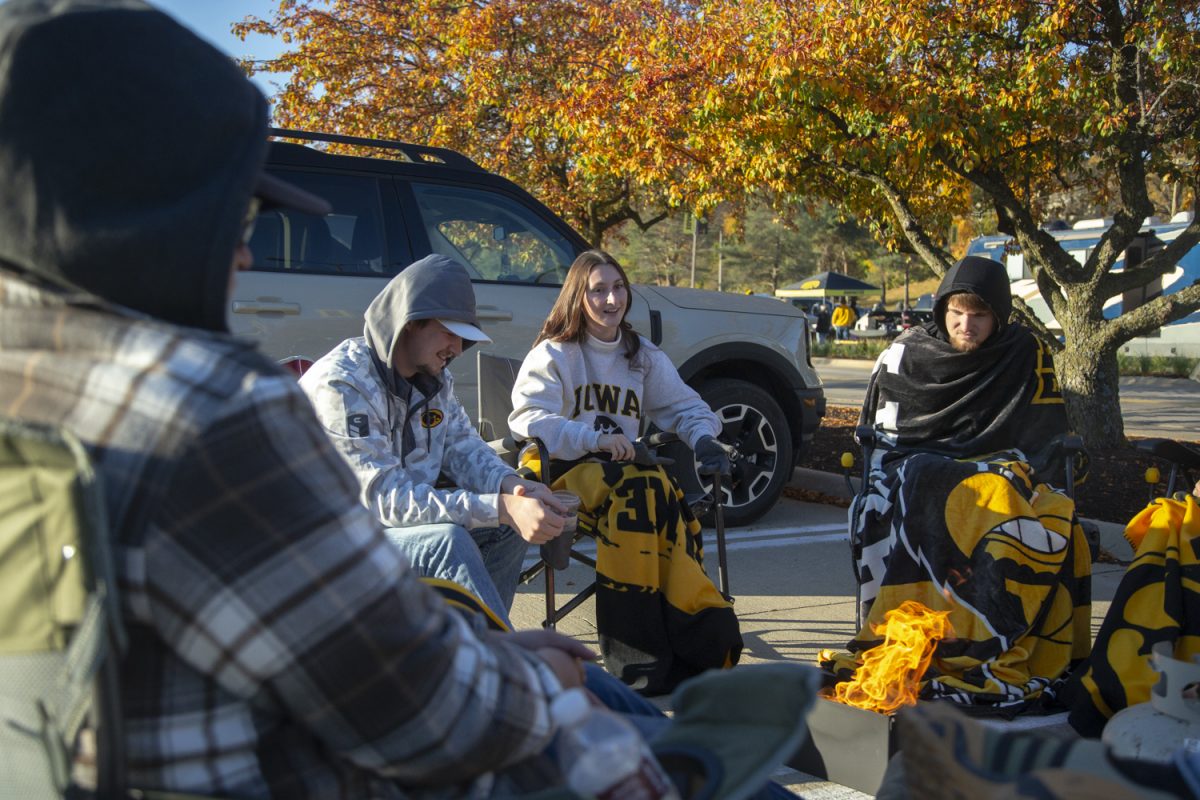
(930, 255), (1013, 342)
(860, 255), (1074, 483)
(0, 0), (268, 331)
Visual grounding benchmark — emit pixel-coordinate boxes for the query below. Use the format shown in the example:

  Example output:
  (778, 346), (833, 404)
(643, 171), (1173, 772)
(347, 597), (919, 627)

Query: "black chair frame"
(1136, 438), (1200, 503)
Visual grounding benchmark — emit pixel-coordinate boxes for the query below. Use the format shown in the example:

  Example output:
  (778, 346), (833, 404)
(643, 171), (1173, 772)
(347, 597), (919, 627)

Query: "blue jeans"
(385, 523), (528, 628)
(582, 665), (796, 799)
(585, 663), (666, 723)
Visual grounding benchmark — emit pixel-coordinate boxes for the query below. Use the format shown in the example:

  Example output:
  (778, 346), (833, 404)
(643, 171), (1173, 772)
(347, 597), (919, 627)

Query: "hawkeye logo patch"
(346, 413), (369, 438)
(420, 409), (445, 429)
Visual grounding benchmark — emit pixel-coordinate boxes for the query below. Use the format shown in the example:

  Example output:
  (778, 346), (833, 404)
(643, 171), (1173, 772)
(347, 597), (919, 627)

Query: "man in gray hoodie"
(301, 255), (567, 622)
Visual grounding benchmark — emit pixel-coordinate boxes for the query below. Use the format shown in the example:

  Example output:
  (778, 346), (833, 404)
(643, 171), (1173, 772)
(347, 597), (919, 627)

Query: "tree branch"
(1103, 280), (1200, 344)
(947, 158), (1084, 288)
(1032, 260), (1067, 326)
(825, 162), (953, 274)
(1011, 295), (1064, 353)
(1084, 0), (1156, 283)
(597, 205), (669, 235)
(1099, 200), (1200, 297)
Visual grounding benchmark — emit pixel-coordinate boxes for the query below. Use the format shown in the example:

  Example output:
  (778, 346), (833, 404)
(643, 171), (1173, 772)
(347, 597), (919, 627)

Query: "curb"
(810, 357), (876, 368)
(790, 466), (859, 499)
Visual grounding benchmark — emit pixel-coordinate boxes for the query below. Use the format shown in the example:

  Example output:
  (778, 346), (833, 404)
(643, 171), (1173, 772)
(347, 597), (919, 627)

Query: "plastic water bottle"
(550, 688), (681, 800)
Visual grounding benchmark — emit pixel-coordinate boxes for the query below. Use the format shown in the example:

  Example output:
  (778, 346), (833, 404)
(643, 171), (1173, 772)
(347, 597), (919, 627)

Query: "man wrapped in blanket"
(825, 256), (1092, 711)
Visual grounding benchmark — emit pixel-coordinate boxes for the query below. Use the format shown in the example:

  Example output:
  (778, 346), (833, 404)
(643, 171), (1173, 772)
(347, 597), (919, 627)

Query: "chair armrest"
(1135, 438), (1200, 472)
(642, 431), (680, 448)
(854, 425), (877, 448)
(486, 435), (522, 463)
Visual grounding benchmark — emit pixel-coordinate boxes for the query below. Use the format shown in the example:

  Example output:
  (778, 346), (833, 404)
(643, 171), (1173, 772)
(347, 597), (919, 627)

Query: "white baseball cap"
(437, 318), (492, 344)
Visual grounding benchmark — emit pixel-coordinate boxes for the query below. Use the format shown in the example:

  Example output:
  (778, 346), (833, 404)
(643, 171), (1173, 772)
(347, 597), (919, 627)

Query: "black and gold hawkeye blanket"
(549, 460), (742, 696)
(1066, 494), (1200, 736)
(826, 453), (1093, 707)
(826, 325), (1091, 708)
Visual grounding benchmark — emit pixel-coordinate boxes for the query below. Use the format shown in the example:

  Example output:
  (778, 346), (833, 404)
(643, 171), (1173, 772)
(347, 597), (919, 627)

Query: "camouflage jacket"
(301, 337), (516, 529)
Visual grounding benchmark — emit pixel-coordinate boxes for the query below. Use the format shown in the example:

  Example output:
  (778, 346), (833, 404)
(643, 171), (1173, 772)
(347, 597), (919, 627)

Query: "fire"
(832, 600), (953, 714)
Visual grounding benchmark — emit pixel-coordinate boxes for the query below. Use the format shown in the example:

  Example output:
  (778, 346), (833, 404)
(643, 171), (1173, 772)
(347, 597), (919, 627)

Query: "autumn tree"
(715, 199), (902, 294)
(565, 0), (1200, 447)
(234, 0), (673, 246)
(609, 211), (705, 286)
(719, 204), (809, 293)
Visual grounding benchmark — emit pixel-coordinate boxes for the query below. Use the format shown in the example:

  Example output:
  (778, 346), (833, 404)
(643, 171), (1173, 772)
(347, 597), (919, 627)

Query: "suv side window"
(250, 171), (388, 276)
(409, 182), (574, 284)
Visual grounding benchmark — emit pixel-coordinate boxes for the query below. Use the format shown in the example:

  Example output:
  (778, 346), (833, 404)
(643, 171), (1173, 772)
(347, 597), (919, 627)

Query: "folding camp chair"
(0, 418), (127, 799)
(477, 351), (732, 631)
(1137, 437), (1200, 503)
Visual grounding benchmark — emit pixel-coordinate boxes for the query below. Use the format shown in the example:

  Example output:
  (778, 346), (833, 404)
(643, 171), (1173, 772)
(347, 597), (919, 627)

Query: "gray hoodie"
(301, 256), (516, 529)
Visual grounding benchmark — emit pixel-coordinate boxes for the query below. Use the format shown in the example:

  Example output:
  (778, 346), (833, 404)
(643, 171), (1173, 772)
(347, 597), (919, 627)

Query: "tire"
(667, 378), (794, 527)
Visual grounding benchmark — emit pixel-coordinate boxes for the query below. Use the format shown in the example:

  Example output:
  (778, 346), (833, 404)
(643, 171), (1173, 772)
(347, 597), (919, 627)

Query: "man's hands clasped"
(498, 629), (598, 691)
(498, 474), (567, 544)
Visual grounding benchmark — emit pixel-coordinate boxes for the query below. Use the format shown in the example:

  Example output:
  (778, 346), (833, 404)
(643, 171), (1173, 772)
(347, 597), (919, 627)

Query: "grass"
(815, 338), (1198, 378)
(1117, 353), (1199, 378)
(810, 339), (891, 360)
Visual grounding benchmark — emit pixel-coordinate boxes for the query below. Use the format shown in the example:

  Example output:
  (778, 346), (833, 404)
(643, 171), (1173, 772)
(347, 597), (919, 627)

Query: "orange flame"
(832, 600), (953, 714)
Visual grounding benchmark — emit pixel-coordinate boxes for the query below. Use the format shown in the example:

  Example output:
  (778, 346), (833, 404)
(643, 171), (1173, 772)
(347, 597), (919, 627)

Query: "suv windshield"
(411, 182), (574, 284)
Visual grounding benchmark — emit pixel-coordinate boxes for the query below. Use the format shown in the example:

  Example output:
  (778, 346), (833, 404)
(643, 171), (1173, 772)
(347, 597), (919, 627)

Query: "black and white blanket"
(858, 323), (1075, 480)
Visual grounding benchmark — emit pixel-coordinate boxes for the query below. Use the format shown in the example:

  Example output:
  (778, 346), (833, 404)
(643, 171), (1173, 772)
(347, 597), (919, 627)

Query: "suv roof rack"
(268, 127), (483, 172)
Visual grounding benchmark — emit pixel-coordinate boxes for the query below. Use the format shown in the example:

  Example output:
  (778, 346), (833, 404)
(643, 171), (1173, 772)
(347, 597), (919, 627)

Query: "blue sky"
(149, 1), (288, 95)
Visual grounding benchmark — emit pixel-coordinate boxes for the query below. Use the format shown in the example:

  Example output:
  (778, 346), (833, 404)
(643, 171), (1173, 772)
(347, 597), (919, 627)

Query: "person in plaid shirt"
(0, 1), (596, 796)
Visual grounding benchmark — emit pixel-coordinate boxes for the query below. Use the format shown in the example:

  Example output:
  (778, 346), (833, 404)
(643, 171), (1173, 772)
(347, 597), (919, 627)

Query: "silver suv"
(231, 130), (825, 524)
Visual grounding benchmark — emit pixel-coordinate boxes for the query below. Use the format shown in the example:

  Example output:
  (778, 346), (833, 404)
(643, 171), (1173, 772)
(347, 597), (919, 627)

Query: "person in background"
(831, 296), (857, 340)
(814, 301), (833, 344)
(509, 249), (742, 695)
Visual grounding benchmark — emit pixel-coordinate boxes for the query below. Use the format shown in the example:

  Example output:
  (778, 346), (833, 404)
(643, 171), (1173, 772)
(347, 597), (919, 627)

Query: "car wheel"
(667, 378), (793, 527)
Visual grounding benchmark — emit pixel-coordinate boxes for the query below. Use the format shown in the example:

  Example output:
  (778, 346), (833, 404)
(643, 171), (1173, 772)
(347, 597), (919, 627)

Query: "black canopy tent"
(775, 271), (880, 299)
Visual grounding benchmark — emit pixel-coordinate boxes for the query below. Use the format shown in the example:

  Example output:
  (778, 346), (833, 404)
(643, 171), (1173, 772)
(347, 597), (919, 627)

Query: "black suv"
(231, 129), (825, 525)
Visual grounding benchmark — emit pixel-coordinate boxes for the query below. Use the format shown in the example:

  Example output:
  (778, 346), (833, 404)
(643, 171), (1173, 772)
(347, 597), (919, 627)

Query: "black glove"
(695, 435), (734, 477)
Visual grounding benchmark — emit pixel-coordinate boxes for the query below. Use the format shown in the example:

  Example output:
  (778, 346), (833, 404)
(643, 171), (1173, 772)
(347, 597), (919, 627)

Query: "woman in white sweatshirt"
(509, 249), (741, 694)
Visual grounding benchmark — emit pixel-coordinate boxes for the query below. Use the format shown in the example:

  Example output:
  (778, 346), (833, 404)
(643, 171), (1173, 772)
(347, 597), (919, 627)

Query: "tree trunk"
(1054, 340), (1125, 449)
(585, 215), (603, 249)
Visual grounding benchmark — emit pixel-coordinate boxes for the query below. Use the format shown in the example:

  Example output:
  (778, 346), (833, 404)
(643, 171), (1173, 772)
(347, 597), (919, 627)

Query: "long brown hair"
(535, 249), (641, 361)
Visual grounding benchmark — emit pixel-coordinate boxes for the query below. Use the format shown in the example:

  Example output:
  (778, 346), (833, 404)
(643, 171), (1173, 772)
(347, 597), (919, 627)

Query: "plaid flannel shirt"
(0, 271), (561, 798)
